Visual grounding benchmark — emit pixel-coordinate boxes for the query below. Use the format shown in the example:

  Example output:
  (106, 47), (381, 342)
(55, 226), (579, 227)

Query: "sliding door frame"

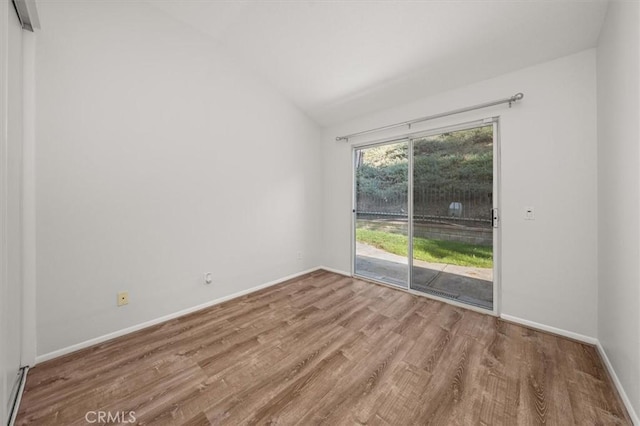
(351, 117), (501, 317)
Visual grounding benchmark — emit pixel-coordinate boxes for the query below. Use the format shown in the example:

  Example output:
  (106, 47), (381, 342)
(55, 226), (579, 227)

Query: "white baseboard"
(318, 265), (351, 277)
(596, 342), (639, 425)
(35, 266), (323, 364)
(499, 313), (598, 345)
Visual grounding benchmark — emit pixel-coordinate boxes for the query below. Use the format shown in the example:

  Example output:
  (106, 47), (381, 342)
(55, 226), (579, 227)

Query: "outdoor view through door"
(354, 123), (496, 310)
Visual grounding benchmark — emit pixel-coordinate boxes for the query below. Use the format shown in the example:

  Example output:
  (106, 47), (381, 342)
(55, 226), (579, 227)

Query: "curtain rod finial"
(509, 92), (524, 107)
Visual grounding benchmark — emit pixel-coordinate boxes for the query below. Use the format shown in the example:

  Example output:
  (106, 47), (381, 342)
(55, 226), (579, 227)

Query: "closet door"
(1, 2), (24, 422)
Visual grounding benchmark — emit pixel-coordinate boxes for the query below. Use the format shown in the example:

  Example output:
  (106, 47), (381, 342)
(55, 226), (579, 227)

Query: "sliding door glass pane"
(354, 141), (408, 288)
(411, 126), (494, 309)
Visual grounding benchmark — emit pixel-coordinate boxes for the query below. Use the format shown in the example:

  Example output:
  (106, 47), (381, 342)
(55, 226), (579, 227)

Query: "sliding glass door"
(354, 141), (409, 288)
(410, 125), (495, 309)
(353, 121), (498, 311)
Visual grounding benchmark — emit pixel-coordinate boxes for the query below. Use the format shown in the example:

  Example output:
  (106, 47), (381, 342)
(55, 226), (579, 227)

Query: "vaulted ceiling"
(149, 0), (609, 126)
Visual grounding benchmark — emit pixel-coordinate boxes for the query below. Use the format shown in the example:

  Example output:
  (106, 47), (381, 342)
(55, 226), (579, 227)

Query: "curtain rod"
(335, 92), (524, 142)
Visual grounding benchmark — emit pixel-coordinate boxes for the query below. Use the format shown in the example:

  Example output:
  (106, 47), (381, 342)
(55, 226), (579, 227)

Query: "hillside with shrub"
(356, 126), (493, 220)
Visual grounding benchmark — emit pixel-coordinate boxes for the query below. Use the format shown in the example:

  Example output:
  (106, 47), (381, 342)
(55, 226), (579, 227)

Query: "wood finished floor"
(18, 270), (630, 425)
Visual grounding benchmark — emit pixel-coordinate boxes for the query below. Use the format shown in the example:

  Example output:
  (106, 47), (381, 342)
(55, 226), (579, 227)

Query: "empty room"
(1, 0), (639, 424)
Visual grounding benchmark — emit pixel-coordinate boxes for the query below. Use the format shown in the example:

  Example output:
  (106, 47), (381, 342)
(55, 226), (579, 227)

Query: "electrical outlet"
(117, 291), (129, 306)
(296, 251), (303, 261)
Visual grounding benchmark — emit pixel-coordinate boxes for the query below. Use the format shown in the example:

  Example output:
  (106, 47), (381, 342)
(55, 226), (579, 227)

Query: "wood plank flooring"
(17, 270), (631, 425)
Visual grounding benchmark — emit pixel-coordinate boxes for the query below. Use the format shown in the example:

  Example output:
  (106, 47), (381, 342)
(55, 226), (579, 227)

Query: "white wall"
(35, 1), (322, 356)
(597, 1), (640, 421)
(322, 50), (598, 338)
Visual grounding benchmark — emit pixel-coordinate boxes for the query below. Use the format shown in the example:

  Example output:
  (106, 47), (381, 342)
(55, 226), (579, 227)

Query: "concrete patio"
(355, 242), (493, 310)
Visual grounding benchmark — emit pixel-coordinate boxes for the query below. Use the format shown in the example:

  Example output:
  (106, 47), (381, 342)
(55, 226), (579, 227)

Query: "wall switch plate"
(525, 206), (535, 220)
(117, 291), (129, 306)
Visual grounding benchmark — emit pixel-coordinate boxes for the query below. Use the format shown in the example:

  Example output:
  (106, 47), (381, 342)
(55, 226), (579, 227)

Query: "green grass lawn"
(356, 228), (493, 268)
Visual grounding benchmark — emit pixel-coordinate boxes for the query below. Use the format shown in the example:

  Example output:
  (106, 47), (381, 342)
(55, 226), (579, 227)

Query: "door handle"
(492, 208), (499, 228)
